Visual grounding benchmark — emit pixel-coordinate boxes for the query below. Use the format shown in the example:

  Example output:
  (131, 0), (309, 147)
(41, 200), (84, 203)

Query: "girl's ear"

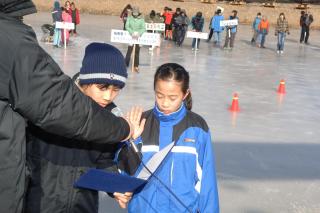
(183, 89), (190, 100)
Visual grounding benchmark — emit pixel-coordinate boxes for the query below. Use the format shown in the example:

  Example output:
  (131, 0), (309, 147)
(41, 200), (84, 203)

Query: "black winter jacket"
(25, 102), (120, 213)
(0, 1), (129, 212)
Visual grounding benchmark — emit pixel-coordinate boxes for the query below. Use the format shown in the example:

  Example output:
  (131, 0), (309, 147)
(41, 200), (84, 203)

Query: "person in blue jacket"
(52, 1), (62, 47)
(212, 9), (224, 47)
(251, 12), (261, 44)
(223, 10), (239, 50)
(128, 63), (219, 213)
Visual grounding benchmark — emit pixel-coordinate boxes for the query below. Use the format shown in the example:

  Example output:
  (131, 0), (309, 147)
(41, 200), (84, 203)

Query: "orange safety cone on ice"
(229, 93), (240, 112)
(277, 79), (286, 94)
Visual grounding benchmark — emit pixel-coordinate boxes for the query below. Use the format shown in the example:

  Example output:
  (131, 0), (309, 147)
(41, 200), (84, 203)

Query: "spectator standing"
(223, 10), (239, 50)
(124, 7), (146, 73)
(251, 12), (261, 44)
(275, 13), (289, 54)
(191, 11), (204, 51)
(212, 9), (224, 47)
(70, 2), (80, 36)
(120, 4), (132, 30)
(258, 15), (269, 48)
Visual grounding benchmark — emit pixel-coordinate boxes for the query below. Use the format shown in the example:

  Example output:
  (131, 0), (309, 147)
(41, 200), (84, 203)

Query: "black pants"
(208, 29), (214, 41)
(125, 44), (140, 67)
(176, 26), (186, 46)
(300, 26), (309, 43)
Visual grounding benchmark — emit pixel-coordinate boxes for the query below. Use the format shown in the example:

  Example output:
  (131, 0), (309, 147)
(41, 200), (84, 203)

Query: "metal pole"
(131, 44), (136, 73)
(64, 23), (67, 49)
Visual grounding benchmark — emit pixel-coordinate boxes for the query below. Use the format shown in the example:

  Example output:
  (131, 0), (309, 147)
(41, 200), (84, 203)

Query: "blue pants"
(277, 32), (286, 51)
(259, 32), (267, 47)
(214, 31), (222, 45)
(53, 28), (61, 46)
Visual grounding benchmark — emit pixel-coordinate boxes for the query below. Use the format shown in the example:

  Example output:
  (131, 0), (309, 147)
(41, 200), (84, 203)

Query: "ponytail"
(184, 91), (192, 111)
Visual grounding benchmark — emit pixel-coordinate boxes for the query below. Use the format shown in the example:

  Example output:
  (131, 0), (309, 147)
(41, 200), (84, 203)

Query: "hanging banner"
(110, 29), (161, 46)
(186, 31), (208, 40)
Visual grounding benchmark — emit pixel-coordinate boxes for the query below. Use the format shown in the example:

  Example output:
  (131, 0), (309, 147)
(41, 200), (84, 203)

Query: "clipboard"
(74, 169), (147, 193)
(74, 142), (175, 193)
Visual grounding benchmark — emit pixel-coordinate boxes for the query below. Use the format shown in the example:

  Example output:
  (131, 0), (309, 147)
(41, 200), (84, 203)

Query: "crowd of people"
(119, 4), (314, 57)
(50, 0), (80, 47)
(1, 1), (220, 213)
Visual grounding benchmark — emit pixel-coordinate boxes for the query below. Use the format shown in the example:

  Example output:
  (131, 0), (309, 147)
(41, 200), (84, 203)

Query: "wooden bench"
(229, 0), (246, 5)
(262, 0), (276, 8)
(201, 0), (213, 4)
(296, 3), (310, 10)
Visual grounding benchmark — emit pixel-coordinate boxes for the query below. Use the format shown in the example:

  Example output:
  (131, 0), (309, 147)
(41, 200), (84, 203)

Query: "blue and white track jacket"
(128, 104), (219, 213)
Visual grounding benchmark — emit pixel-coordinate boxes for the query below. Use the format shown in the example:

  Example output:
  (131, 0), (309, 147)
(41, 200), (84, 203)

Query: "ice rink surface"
(24, 12), (320, 213)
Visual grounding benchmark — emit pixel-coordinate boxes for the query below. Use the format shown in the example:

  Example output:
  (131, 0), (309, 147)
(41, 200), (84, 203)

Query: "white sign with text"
(186, 31), (208, 40)
(55, 22), (75, 30)
(220, 19), (238, 27)
(145, 23), (166, 31)
(111, 30), (161, 46)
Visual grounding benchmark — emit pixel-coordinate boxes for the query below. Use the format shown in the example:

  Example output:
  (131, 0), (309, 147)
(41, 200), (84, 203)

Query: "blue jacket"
(252, 17), (261, 31)
(52, 1), (62, 23)
(227, 16), (238, 33)
(128, 104), (219, 213)
(211, 14), (224, 32)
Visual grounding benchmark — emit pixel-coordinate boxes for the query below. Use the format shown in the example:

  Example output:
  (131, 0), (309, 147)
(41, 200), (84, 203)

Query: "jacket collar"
(0, 0), (37, 17)
(153, 103), (186, 124)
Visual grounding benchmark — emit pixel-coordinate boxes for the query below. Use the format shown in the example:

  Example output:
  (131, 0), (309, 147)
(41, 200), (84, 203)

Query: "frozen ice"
(24, 12), (320, 213)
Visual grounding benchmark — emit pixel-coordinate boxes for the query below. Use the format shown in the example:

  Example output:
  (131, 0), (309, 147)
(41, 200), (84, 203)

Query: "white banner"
(186, 31), (208, 40)
(220, 19), (238, 27)
(145, 23), (166, 31)
(110, 30), (161, 46)
(55, 21), (75, 30)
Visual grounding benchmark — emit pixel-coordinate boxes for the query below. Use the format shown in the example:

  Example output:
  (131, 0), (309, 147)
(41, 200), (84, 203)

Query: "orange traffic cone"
(277, 79), (286, 94)
(230, 93), (240, 112)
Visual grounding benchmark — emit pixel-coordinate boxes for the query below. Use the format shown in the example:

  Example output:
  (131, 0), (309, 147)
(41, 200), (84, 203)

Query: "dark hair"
(154, 63), (192, 110)
(121, 4), (132, 15)
(196, 11), (202, 17)
(279, 12), (285, 19)
(150, 10), (156, 17)
(257, 12), (261, 16)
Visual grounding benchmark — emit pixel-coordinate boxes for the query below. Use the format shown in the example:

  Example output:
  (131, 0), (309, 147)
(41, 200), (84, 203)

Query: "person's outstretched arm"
(7, 26), (130, 143)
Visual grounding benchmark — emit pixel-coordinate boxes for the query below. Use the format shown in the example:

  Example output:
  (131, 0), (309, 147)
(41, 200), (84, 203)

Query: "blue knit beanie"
(79, 42), (127, 88)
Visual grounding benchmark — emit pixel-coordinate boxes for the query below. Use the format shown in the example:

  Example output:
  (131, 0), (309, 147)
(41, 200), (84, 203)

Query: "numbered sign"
(145, 23), (166, 31)
(220, 19), (238, 27)
(186, 31), (208, 40)
(55, 22), (75, 30)
(111, 30), (161, 46)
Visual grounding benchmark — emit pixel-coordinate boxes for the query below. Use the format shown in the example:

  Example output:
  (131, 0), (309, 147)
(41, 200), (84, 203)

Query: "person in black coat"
(0, 1), (137, 212)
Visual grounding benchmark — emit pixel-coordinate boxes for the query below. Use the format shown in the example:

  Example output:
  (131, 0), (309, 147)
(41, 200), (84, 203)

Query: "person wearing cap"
(25, 43), (144, 213)
(124, 6), (146, 73)
(0, 1), (139, 212)
(211, 8), (224, 47)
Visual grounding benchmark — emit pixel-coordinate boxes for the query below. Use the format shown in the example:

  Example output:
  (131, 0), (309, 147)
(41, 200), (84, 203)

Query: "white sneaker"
(277, 50), (280, 54)
(280, 50), (284, 54)
(192, 48), (195, 51)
